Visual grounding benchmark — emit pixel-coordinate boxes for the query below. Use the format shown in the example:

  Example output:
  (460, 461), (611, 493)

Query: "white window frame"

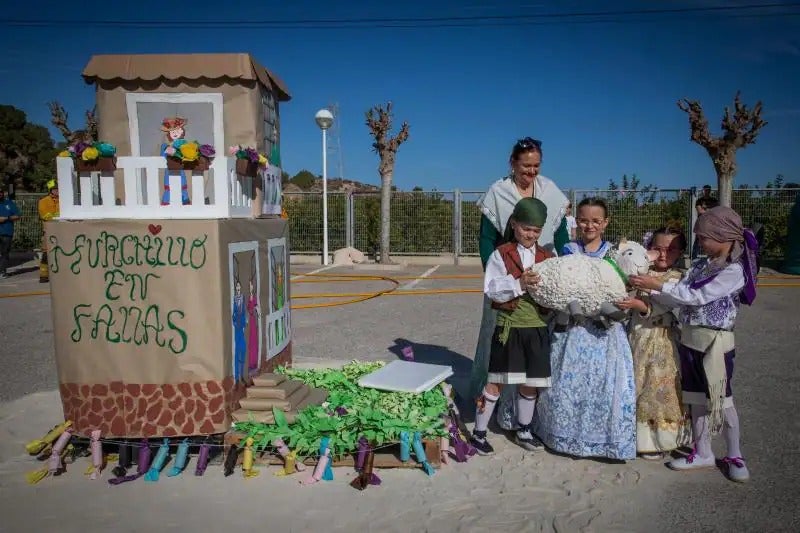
(125, 92), (225, 157)
(261, 89), (276, 156)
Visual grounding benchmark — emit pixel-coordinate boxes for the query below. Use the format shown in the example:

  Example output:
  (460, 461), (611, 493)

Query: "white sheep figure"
(527, 239), (656, 323)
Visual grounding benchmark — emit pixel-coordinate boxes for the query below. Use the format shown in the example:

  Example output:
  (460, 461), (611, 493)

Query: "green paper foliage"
(233, 361), (449, 458)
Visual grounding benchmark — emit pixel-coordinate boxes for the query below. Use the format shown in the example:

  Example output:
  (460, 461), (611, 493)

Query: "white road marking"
(400, 265), (440, 290)
(291, 264), (337, 280)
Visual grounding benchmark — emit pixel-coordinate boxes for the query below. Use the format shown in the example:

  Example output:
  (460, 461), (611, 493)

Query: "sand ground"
(0, 261), (797, 532)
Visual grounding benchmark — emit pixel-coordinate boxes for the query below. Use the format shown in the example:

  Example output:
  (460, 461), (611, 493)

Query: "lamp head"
(315, 109), (334, 130)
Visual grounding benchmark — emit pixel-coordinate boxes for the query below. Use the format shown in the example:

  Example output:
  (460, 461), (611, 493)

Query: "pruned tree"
(48, 101), (97, 145)
(365, 102), (409, 264)
(677, 91), (767, 207)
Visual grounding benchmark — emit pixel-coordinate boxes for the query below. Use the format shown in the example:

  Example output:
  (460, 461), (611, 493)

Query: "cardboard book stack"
(232, 373), (328, 424)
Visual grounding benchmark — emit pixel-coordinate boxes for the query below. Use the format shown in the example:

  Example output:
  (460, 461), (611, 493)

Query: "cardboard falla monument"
(46, 53), (295, 439)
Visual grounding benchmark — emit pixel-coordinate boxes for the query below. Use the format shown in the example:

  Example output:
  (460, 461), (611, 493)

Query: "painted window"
(262, 89), (276, 156)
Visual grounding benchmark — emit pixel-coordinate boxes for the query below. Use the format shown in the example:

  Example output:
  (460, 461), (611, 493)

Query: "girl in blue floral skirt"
(533, 197), (637, 460)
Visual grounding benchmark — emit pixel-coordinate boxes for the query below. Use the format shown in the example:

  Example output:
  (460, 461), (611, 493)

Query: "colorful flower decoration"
(164, 141), (215, 162)
(61, 141), (117, 162)
(230, 145), (269, 167)
(179, 142), (199, 162)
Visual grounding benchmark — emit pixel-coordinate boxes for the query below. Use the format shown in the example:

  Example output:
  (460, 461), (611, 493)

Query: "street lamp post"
(315, 109), (334, 265)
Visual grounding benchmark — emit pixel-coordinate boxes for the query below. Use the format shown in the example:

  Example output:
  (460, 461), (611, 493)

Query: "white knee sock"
(691, 404), (713, 459)
(516, 390), (537, 428)
(723, 405), (742, 458)
(474, 389), (499, 433)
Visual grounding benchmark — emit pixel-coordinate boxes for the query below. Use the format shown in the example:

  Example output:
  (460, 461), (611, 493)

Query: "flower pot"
(191, 156), (211, 172)
(166, 156), (211, 172)
(236, 158), (259, 178)
(166, 157), (183, 171)
(75, 156), (117, 172)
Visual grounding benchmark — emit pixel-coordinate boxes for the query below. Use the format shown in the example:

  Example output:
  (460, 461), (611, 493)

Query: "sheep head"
(611, 238), (654, 277)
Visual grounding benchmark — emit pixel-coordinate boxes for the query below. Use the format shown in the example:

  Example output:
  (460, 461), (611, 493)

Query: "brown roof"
(81, 53), (291, 101)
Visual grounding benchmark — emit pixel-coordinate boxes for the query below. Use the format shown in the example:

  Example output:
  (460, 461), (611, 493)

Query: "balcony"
(55, 156), (279, 220)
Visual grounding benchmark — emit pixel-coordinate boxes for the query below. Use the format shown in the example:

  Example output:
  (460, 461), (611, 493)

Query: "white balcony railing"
(56, 156), (280, 220)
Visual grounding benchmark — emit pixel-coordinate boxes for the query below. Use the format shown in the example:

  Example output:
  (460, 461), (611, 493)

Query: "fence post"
(453, 189), (462, 265)
(688, 187), (698, 260)
(345, 191), (354, 249)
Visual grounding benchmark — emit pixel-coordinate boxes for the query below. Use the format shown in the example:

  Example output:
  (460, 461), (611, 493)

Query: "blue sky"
(1, 0), (799, 192)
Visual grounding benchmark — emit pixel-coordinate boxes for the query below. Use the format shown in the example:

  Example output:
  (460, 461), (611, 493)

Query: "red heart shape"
(148, 224), (162, 235)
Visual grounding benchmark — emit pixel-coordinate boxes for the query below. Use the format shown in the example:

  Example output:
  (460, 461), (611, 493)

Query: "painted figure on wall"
(247, 277), (260, 371)
(271, 243), (286, 345)
(232, 274), (247, 383)
(160, 116), (191, 205)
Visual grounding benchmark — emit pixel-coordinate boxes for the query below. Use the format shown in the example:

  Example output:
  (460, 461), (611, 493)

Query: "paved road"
(0, 262), (798, 531)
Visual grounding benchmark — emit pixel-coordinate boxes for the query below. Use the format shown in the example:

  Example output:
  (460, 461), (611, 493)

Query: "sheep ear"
(618, 236), (628, 246)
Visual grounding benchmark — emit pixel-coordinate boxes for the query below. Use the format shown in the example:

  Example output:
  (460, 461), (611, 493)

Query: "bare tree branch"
(677, 92), (767, 206)
(48, 101), (73, 143)
(85, 106), (98, 142)
(677, 98), (718, 150)
(365, 101), (410, 263)
(48, 101), (98, 144)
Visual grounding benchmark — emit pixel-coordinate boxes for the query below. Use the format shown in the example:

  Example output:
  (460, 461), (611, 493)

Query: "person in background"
(37, 180), (60, 283)
(0, 188), (21, 279)
(565, 202), (577, 240)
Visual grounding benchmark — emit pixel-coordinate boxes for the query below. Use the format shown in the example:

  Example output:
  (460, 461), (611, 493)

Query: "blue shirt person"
(0, 188), (21, 278)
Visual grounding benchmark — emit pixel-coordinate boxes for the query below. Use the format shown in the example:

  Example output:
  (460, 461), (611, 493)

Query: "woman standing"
(247, 279), (260, 372)
(470, 137), (570, 432)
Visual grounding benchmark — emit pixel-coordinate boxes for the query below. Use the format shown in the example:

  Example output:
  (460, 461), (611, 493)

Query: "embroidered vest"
(679, 259), (739, 331)
(491, 242), (553, 311)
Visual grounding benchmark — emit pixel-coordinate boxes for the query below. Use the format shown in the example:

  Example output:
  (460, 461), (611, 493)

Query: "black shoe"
(469, 430), (495, 456)
(40, 277), (49, 283)
(514, 427), (545, 451)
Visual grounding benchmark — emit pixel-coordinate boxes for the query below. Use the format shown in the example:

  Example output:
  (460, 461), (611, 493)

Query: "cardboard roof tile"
(81, 53), (291, 101)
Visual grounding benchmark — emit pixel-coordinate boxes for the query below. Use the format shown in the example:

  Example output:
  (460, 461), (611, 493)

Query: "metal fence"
(9, 188), (799, 262)
(9, 193), (46, 251)
(571, 189), (692, 245)
(283, 187), (798, 261)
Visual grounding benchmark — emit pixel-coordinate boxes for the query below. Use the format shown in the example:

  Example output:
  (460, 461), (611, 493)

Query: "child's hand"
(629, 275), (663, 292)
(615, 297), (648, 314)
(520, 270), (541, 291)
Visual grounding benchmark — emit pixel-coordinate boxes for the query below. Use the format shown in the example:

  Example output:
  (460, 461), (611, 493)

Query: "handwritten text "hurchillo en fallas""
(48, 231), (209, 355)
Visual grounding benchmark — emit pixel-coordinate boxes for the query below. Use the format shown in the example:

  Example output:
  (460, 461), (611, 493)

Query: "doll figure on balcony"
(160, 116), (191, 205)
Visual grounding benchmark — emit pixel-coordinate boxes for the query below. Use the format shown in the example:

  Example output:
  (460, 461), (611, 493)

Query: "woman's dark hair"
(649, 225), (687, 251)
(510, 137), (543, 161)
(576, 197), (608, 218)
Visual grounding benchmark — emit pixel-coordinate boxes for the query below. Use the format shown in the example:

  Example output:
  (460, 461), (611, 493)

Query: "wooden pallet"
(224, 431), (442, 469)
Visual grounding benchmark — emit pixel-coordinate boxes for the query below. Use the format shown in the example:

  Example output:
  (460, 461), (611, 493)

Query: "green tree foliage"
(599, 173), (794, 259)
(599, 174), (689, 244)
(289, 169), (317, 190)
(0, 105), (57, 191)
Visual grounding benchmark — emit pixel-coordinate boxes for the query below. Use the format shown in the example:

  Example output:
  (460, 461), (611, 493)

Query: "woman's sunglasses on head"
(516, 137), (542, 150)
